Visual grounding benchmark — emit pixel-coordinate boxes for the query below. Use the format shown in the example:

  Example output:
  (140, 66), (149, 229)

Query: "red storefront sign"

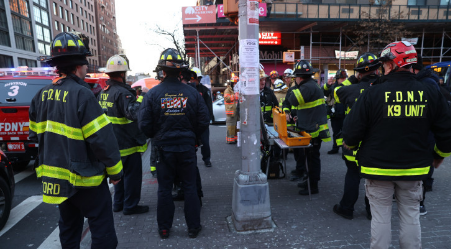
(259, 32), (282, 45)
(182, 5), (216, 24)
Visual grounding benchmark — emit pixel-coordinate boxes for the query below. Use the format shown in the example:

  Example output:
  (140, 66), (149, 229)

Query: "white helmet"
(273, 79), (287, 92)
(191, 67), (202, 78)
(105, 54), (130, 73)
(283, 68), (293, 76)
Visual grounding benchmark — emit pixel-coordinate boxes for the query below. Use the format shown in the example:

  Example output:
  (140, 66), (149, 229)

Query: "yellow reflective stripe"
(137, 96), (143, 103)
(321, 137), (332, 142)
(336, 138), (343, 146)
(308, 123), (329, 137)
(82, 114), (110, 138)
(334, 86), (341, 103)
(299, 98), (325, 110)
(29, 120), (37, 132)
(150, 166), (156, 171)
(434, 144), (451, 157)
(283, 108), (290, 113)
(293, 89), (305, 105)
(106, 160), (123, 176)
(31, 120), (84, 140)
(291, 106), (298, 110)
(347, 144), (357, 149)
(43, 195), (67, 204)
(323, 84), (329, 91)
(344, 155), (356, 162)
(342, 79), (352, 86)
(360, 166), (430, 176)
(36, 164), (105, 187)
(107, 115), (133, 125)
(119, 144), (148, 157)
(261, 106), (272, 112)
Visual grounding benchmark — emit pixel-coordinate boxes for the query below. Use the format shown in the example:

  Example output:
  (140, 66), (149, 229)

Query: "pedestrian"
(332, 52), (380, 220)
(98, 54), (149, 215)
(342, 41), (451, 248)
(287, 60), (331, 195)
(29, 32), (123, 248)
(138, 48), (209, 239)
(323, 69), (347, 154)
(190, 67), (213, 167)
(224, 79), (238, 144)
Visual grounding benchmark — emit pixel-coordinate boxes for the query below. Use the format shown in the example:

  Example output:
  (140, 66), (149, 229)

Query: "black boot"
(333, 204), (353, 220)
(299, 182), (318, 195)
(327, 148), (339, 154)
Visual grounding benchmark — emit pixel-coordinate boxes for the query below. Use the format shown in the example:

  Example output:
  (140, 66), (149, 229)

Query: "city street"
(1, 124), (451, 248)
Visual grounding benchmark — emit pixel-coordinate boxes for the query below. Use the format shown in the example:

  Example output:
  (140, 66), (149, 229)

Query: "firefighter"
(190, 67), (213, 167)
(332, 52), (381, 220)
(224, 79), (238, 144)
(273, 79), (288, 107)
(287, 60), (331, 195)
(98, 54), (149, 215)
(138, 48), (209, 239)
(30, 32), (123, 248)
(269, 70), (279, 89)
(260, 69), (279, 125)
(342, 41), (451, 248)
(324, 69), (347, 154)
(283, 68), (294, 87)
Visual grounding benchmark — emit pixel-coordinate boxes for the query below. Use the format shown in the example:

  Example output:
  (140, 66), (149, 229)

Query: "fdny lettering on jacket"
(41, 89), (69, 103)
(161, 93), (188, 116)
(98, 93), (114, 109)
(383, 91), (427, 118)
(43, 182), (60, 195)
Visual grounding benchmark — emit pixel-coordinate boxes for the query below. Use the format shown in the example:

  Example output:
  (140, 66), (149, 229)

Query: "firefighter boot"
(299, 181), (318, 195)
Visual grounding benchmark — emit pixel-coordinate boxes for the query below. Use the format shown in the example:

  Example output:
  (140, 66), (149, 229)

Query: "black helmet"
(40, 32), (91, 66)
(354, 52), (381, 72)
(293, 60), (314, 76)
(335, 69), (348, 79)
(157, 48), (187, 70)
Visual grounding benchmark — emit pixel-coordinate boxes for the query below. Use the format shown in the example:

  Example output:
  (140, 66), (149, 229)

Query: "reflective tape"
(361, 166), (430, 176)
(43, 195), (68, 204)
(29, 120), (84, 140)
(106, 160), (123, 176)
(434, 144), (451, 157)
(106, 116), (133, 125)
(137, 96), (143, 103)
(119, 144), (148, 157)
(298, 98), (325, 110)
(293, 89), (305, 106)
(336, 138), (343, 146)
(82, 114), (110, 138)
(36, 164), (105, 187)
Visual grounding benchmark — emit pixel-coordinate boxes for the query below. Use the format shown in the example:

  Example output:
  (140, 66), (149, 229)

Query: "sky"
(116, 0), (193, 77)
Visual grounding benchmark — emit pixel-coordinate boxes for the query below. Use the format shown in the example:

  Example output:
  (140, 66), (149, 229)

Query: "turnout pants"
(226, 115), (238, 143)
(339, 160), (370, 214)
(58, 180), (117, 249)
(294, 138), (322, 184)
(330, 117), (344, 150)
(157, 147), (201, 230)
(200, 128), (211, 163)
(113, 153), (143, 211)
(365, 179), (423, 249)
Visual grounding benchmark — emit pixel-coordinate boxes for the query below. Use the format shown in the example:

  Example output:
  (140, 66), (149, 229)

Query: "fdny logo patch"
(161, 95), (188, 116)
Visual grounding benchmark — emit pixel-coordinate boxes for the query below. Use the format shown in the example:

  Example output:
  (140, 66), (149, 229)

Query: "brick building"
(94, 0), (118, 68)
(49, 0), (99, 70)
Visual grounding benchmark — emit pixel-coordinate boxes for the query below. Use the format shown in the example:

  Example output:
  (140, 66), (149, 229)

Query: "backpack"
(261, 155), (285, 179)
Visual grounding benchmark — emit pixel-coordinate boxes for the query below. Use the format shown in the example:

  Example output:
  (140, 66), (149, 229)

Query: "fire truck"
(0, 66), (107, 170)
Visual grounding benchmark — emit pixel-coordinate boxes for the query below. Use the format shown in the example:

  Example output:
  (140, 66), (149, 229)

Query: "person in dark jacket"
(323, 69), (347, 154)
(342, 41), (451, 248)
(260, 72), (279, 125)
(332, 52), (380, 220)
(99, 54), (149, 215)
(190, 67), (213, 167)
(287, 60), (331, 195)
(30, 32), (122, 249)
(138, 48), (209, 239)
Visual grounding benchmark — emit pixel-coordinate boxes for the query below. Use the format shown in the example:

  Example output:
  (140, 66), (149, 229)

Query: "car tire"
(13, 160), (30, 171)
(0, 177), (12, 231)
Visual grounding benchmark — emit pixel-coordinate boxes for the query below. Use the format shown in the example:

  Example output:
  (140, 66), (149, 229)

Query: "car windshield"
(0, 79), (51, 105)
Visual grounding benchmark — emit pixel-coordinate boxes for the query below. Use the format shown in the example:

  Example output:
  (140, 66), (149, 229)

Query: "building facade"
(0, 0), (52, 68)
(94, 0), (118, 68)
(49, 0), (99, 70)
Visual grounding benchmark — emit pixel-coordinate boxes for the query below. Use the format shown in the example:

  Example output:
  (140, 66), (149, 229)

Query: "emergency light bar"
(0, 66), (57, 77)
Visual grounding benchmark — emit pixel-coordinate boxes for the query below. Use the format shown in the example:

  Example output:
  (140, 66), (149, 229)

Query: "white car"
(212, 98), (226, 123)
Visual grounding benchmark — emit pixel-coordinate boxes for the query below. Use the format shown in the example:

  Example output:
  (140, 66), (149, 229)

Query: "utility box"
(224, 0), (239, 15)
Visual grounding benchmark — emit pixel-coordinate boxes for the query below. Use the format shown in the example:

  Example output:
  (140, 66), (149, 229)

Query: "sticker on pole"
(241, 68), (259, 95)
(239, 39), (259, 67)
(247, 1), (259, 25)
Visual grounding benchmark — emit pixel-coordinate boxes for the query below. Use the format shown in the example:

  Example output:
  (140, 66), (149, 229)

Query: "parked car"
(0, 67), (105, 170)
(212, 98), (227, 123)
(0, 149), (14, 231)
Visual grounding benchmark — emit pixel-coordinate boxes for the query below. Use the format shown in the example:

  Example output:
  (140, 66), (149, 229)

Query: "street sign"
(182, 5), (217, 25)
(334, 50), (359, 60)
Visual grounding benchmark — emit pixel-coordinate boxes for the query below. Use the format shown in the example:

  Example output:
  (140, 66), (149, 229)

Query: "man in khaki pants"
(342, 41), (451, 248)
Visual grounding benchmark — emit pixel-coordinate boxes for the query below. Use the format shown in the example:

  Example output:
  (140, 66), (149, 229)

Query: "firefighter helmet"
(273, 79), (287, 92)
(354, 52), (381, 72)
(191, 67), (202, 78)
(104, 54), (130, 73)
(42, 32), (92, 66)
(283, 68), (293, 77)
(270, 70), (279, 79)
(335, 69), (348, 79)
(379, 41), (417, 68)
(157, 48), (187, 70)
(293, 60), (314, 76)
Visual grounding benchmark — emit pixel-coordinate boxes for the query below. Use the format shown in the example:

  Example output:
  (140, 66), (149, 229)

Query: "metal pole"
(440, 28), (445, 62)
(339, 27), (342, 68)
(310, 27), (312, 63)
(367, 34), (370, 52)
(197, 29), (201, 68)
(421, 28), (425, 56)
(231, 0), (272, 232)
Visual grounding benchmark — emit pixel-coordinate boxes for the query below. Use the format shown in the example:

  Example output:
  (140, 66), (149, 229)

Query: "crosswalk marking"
(0, 195), (42, 237)
(14, 168), (35, 184)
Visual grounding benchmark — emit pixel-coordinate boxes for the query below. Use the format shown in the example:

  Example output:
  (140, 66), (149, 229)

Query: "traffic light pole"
(231, 0), (272, 232)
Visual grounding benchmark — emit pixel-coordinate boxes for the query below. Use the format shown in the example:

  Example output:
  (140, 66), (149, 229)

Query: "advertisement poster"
(239, 39), (259, 67)
(247, 1), (259, 25)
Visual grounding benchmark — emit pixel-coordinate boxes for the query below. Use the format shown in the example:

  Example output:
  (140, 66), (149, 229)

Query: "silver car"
(212, 98), (226, 123)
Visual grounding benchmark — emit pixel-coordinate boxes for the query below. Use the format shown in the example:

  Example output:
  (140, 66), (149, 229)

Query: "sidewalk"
(112, 125), (451, 249)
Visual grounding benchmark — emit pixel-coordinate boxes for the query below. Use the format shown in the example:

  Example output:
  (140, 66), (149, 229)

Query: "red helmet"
(379, 41), (417, 68)
(269, 70), (279, 79)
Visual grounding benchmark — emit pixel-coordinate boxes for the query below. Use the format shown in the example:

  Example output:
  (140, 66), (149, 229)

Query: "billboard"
(259, 32), (281, 45)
